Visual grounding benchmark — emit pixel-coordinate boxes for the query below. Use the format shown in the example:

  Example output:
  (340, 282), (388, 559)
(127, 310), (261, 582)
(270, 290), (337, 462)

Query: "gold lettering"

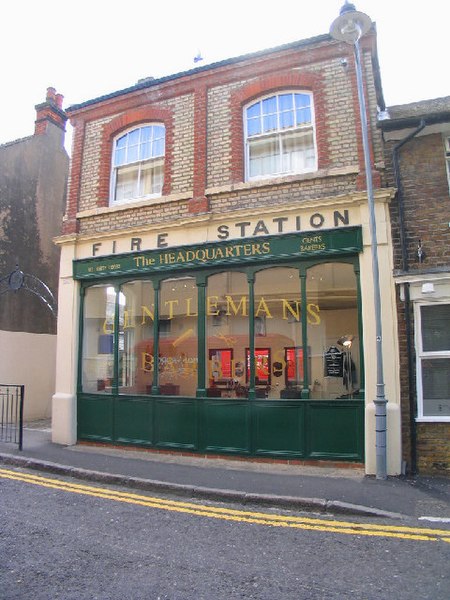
(102, 319), (114, 334)
(186, 297), (198, 317)
(226, 295), (248, 316)
(282, 299), (300, 321)
(164, 299), (179, 319)
(123, 309), (133, 329)
(141, 305), (154, 324)
(141, 352), (154, 373)
(255, 297), (273, 318)
(307, 303), (321, 325)
(206, 295), (220, 316)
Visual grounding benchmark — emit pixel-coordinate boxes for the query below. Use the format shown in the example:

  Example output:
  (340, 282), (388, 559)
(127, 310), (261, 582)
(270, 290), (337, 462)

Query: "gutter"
(391, 119), (426, 475)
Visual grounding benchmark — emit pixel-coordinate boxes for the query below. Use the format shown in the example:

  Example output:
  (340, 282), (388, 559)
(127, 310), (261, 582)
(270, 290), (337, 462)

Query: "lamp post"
(330, 2), (387, 480)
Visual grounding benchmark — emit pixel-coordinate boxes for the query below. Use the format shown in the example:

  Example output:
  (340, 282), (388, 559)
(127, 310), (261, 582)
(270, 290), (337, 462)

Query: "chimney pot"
(46, 87), (56, 103)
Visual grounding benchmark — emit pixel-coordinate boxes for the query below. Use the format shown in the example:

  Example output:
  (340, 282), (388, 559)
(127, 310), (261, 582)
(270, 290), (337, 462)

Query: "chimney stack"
(34, 87), (68, 136)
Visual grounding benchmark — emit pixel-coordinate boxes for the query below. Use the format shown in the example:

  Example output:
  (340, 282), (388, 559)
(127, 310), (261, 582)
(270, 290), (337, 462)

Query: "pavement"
(1, 419), (449, 522)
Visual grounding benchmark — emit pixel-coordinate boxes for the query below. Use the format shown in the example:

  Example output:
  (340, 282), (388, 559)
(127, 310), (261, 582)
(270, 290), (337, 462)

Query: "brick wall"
(65, 34), (384, 237)
(385, 130), (450, 475)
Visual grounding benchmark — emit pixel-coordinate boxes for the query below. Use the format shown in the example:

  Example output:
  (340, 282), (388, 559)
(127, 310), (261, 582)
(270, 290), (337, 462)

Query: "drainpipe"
(391, 119), (426, 475)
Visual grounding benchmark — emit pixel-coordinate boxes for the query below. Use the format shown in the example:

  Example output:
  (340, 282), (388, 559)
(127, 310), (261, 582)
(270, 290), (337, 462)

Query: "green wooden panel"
(306, 401), (364, 460)
(78, 394), (114, 441)
(114, 397), (153, 446)
(202, 400), (250, 453)
(155, 398), (197, 449)
(253, 401), (305, 456)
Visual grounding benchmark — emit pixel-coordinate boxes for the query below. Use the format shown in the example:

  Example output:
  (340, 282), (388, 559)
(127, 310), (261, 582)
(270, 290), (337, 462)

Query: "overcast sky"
(1, 1), (447, 153)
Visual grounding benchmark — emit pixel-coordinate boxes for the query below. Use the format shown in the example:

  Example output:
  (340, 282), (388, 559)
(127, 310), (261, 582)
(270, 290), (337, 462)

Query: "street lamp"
(330, 2), (388, 480)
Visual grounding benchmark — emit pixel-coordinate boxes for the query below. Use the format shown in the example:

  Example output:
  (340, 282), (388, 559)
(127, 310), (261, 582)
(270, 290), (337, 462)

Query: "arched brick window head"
(99, 107), (173, 207)
(230, 72), (327, 184)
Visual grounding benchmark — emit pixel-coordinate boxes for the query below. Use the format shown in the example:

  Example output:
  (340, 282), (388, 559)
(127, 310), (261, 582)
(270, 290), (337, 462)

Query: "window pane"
(247, 103), (261, 119)
(118, 281), (155, 395)
(280, 109), (294, 129)
(82, 285), (115, 393)
(262, 96), (277, 115)
(140, 126), (151, 142)
(248, 136), (279, 177)
(128, 129), (140, 145)
(140, 161), (164, 196)
(262, 97), (277, 132)
(421, 305), (450, 352)
(115, 165), (139, 202)
(279, 94), (293, 111)
(158, 278), (198, 396)
(114, 147), (126, 166)
(152, 137), (165, 157)
(247, 117), (261, 137)
(281, 130), (315, 172)
(422, 358), (450, 416)
(296, 107), (311, 125)
(127, 144), (139, 163)
(263, 114), (277, 132)
(253, 268), (302, 398)
(140, 141), (151, 160)
(206, 272), (249, 398)
(307, 263), (359, 399)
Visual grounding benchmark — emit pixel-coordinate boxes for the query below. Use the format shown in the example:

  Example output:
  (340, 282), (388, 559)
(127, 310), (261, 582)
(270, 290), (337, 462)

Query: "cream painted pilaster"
(52, 240), (79, 445)
(358, 192), (402, 475)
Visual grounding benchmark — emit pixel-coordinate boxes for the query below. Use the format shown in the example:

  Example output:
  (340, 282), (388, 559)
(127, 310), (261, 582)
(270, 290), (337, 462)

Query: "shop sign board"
(73, 227), (362, 280)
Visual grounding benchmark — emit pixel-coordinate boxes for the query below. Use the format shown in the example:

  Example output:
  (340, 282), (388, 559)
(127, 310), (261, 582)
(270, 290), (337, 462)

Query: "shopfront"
(73, 226), (366, 461)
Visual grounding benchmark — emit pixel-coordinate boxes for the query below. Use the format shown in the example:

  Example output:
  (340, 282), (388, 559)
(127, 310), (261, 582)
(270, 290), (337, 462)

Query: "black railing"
(0, 384), (24, 450)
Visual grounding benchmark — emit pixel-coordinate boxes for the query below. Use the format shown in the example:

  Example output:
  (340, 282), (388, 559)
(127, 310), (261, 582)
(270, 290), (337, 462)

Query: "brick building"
(380, 97), (450, 475)
(52, 25), (403, 474)
(0, 88), (69, 418)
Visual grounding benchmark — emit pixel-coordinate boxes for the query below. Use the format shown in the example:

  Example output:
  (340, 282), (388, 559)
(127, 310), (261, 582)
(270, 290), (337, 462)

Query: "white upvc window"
(111, 124), (165, 205)
(444, 135), (450, 194)
(415, 302), (450, 421)
(244, 92), (317, 181)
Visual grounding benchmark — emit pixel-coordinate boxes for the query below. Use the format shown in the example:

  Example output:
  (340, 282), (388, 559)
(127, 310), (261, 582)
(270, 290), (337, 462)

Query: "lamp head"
(337, 334), (354, 349)
(330, 2), (372, 45)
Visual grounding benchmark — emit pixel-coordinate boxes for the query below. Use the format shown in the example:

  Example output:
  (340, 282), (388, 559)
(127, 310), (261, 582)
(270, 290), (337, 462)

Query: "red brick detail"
(64, 118), (85, 231)
(62, 219), (79, 235)
(356, 170), (382, 191)
(188, 196), (209, 213)
(193, 86), (207, 204)
(98, 106), (174, 207)
(230, 72), (328, 183)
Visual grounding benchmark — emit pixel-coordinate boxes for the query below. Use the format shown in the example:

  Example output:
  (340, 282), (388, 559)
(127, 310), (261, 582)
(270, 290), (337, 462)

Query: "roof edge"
(66, 33), (332, 114)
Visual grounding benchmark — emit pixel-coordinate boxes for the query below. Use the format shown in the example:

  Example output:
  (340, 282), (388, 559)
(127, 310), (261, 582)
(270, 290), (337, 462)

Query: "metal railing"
(0, 384), (24, 450)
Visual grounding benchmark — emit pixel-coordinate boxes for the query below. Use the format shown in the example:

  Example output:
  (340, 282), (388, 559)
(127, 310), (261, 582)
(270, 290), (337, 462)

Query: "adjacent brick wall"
(385, 130), (450, 475)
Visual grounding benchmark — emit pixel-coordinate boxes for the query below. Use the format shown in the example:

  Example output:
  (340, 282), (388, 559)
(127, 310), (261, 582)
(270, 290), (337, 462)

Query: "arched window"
(111, 124), (165, 205)
(244, 92), (316, 180)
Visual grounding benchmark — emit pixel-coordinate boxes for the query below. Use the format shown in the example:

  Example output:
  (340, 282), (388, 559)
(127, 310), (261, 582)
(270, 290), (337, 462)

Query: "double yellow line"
(1, 467), (450, 543)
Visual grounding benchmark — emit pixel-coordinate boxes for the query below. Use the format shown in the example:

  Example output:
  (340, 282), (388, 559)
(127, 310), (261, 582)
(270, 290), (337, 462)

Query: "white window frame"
(244, 91), (317, 182)
(444, 134), (450, 195)
(110, 124), (165, 206)
(415, 301), (450, 422)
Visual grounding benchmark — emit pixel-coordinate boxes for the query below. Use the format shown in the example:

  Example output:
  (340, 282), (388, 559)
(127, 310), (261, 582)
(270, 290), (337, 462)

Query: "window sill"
(205, 164), (360, 196)
(416, 416), (450, 423)
(76, 190), (193, 219)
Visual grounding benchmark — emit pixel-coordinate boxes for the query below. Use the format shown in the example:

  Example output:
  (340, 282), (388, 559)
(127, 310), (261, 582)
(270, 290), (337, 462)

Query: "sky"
(1, 0), (447, 154)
